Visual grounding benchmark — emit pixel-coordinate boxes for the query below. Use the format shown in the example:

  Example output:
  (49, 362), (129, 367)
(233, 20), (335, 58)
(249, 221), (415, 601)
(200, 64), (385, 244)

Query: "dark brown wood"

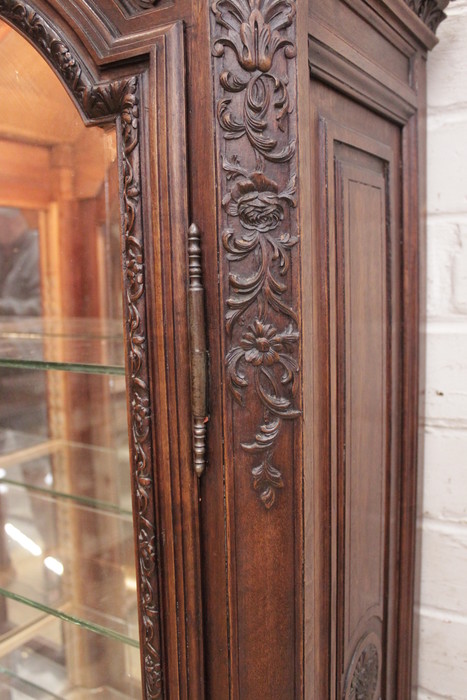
(207, 2), (303, 697)
(0, 0), (449, 696)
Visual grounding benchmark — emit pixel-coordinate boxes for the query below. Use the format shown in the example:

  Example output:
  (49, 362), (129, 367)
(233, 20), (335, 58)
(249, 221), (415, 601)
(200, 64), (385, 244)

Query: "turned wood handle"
(188, 223), (208, 477)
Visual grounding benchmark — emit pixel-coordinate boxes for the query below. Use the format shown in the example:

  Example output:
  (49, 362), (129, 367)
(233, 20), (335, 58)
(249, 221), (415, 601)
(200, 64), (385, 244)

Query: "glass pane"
(0, 371), (130, 513)
(0, 484), (137, 643)
(0, 614), (141, 698)
(0, 15), (138, 697)
(0, 318), (125, 373)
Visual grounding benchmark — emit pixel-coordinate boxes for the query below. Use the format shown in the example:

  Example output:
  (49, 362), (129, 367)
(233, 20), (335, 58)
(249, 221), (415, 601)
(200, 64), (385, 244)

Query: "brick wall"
(416, 2), (467, 697)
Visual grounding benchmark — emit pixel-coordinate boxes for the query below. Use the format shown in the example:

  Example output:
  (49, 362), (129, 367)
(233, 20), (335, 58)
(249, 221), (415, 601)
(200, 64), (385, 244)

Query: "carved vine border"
(212, 0), (300, 509)
(0, 1), (162, 697)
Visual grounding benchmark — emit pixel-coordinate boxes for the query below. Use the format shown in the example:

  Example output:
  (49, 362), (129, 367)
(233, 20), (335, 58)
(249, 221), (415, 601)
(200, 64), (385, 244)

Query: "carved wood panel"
(212, 0), (300, 510)
(209, 1), (302, 696)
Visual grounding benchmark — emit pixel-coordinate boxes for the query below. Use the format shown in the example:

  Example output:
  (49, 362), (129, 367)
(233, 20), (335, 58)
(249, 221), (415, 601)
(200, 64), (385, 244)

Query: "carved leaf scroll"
(212, 0), (299, 508)
(404, 0), (449, 32)
(0, 1), (163, 696)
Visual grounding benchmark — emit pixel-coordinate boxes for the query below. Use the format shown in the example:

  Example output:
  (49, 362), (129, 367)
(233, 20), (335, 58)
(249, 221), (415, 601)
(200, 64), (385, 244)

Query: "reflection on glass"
(0, 17), (139, 698)
(0, 484), (137, 643)
(0, 614), (140, 698)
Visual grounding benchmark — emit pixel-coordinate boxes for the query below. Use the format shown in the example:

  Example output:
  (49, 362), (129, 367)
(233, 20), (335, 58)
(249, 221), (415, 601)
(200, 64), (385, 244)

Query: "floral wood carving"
(404, 0), (449, 32)
(212, 0), (299, 509)
(345, 642), (380, 700)
(0, 1), (163, 696)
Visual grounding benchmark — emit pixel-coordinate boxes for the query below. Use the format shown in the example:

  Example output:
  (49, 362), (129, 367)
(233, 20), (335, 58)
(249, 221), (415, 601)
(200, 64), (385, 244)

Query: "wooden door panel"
(308, 82), (401, 698)
(337, 154), (388, 698)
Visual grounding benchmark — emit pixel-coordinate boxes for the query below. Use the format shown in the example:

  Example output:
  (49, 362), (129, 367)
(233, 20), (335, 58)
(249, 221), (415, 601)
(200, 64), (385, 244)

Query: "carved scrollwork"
(404, 0), (449, 33)
(119, 0), (164, 13)
(0, 1), (162, 696)
(135, 0), (161, 6)
(212, 0), (299, 508)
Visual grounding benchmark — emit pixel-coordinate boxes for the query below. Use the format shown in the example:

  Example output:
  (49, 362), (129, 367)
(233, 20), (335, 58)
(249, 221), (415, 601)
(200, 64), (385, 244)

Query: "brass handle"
(188, 223), (208, 477)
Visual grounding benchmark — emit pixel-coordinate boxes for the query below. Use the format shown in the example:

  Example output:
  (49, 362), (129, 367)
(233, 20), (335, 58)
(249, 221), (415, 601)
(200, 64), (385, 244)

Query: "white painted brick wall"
(417, 2), (467, 697)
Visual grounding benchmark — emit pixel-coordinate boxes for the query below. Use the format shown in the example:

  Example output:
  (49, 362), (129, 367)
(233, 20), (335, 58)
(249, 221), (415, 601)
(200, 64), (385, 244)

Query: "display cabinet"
(0, 19), (139, 697)
(0, 0), (449, 698)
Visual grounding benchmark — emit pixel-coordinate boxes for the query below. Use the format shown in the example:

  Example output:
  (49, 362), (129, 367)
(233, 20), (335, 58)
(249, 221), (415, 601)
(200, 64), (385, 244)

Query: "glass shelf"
(0, 369), (129, 471)
(0, 358), (125, 376)
(0, 430), (132, 516)
(0, 484), (138, 645)
(0, 317), (125, 375)
(0, 613), (140, 698)
(0, 667), (62, 698)
(0, 592), (138, 648)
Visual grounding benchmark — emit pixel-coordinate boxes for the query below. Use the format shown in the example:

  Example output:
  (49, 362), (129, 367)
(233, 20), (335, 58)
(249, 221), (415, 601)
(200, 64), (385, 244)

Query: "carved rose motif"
(222, 158), (296, 233)
(212, 0), (296, 72)
(223, 172), (286, 232)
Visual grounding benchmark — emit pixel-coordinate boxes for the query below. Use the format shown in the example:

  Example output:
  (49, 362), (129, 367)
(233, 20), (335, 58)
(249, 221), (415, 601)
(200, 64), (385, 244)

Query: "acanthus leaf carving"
(0, 1), (163, 695)
(212, 0), (296, 72)
(213, 0), (299, 508)
(404, 0), (449, 33)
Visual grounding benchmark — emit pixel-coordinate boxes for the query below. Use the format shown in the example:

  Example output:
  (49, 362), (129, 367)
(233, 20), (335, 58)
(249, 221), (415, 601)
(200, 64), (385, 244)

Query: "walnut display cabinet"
(0, 0), (449, 698)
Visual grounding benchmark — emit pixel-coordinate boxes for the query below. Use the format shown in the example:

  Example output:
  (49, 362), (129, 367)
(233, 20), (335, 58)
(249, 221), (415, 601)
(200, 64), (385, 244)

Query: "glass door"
(0, 18), (140, 699)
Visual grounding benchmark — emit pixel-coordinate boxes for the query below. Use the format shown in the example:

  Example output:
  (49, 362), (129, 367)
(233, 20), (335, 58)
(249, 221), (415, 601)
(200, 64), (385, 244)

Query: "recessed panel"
(334, 144), (391, 698)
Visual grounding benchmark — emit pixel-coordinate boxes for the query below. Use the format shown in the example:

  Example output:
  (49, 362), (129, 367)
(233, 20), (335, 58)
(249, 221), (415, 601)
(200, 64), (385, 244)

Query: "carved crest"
(212, 0), (299, 508)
